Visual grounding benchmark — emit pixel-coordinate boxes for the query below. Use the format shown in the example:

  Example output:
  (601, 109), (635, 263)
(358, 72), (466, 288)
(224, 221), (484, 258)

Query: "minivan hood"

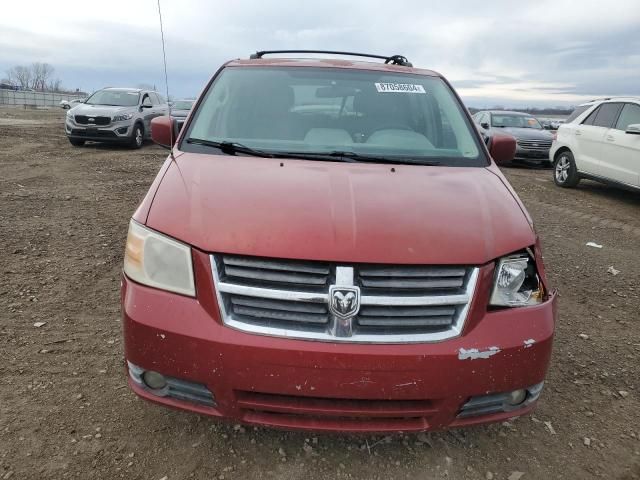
(145, 153), (535, 265)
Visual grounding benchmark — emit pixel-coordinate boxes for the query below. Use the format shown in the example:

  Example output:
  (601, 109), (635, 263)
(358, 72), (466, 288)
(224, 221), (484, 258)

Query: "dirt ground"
(1, 107), (639, 480)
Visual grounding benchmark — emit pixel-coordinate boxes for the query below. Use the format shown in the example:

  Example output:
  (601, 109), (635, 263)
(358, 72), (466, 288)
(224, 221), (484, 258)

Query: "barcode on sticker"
(375, 83), (426, 93)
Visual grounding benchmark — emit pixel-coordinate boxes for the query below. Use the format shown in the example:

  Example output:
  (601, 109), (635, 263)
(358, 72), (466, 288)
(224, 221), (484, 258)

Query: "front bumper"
(514, 147), (552, 163)
(122, 254), (557, 433)
(65, 119), (133, 143)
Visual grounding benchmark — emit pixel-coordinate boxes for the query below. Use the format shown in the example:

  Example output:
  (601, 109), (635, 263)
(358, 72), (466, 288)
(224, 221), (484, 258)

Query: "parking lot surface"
(1, 108), (639, 479)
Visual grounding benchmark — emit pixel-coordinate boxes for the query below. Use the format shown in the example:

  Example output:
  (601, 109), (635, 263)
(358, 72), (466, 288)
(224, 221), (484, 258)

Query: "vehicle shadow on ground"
(576, 180), (640, 207)
(502, 162), (552, 171)
(76, 141), (164, 151)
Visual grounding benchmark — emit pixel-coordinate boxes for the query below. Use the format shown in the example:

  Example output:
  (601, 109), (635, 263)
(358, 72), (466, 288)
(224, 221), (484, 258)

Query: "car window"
(85, 89), (140, 106)
(614, 103), (640, 131)
(581, 106), (600, 126)
(566, 104), (592, 123)
(491, 114), (542, 129)
(185, 66), (486, 167)
(592, 103), (623, 128)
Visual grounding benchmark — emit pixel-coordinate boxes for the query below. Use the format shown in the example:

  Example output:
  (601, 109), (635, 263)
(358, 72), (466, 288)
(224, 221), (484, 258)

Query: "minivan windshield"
(183, 67), (486, 166)
(85, 89), (140, 107)
(491, 113), (542, 130)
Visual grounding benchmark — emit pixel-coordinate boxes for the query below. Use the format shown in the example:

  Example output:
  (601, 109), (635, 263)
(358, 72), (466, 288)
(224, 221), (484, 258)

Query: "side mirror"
(625, 124), (640, 135)
(151, 116), (178, 148)
(488, 132), (517, 165)
(480, 122), (490, 130)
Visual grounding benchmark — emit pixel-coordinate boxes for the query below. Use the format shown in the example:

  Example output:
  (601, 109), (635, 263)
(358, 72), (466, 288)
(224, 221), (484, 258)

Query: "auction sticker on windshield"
(375, 83), (426, 93)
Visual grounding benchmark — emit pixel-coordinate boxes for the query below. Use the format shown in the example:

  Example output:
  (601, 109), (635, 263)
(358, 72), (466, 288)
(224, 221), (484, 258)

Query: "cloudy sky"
(1, 0), (639, 107)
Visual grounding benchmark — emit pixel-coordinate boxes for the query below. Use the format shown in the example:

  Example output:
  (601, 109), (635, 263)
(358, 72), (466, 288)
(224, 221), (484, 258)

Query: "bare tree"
(48, 78), (62, 92)
(31, 62), (54, 91)
(6, 63), (66, 91)
(6, 66), (32, 89)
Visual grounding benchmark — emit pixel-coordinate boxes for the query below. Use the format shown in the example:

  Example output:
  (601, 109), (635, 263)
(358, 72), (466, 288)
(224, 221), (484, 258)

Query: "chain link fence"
(0, 89), (86, 108)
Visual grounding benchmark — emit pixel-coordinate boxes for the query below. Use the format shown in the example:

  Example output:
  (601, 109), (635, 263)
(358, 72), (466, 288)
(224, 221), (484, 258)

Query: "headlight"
(490, 254), (543, 307)
(123, 220), (195, 296)
(113, 113), (133, 121)
(66, 110), (73, 119)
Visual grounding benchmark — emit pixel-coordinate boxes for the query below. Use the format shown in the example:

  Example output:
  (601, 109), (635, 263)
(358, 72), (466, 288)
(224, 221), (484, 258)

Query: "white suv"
(550, 97), (640, 190)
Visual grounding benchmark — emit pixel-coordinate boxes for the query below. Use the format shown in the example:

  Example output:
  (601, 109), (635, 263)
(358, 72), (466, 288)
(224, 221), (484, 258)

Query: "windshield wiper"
(186, 138), (274, 158)
(329, 151), (441, 165)
(252, 150), (441, 165)
(185, 140), (441, 165)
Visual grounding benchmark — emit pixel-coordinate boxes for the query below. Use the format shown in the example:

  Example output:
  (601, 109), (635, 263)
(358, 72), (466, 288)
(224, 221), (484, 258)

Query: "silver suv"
(65, 87), (168, 148)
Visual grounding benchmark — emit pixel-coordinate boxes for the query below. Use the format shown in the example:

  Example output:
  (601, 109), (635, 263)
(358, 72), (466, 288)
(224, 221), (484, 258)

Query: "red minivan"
(122, 51), (556, 433)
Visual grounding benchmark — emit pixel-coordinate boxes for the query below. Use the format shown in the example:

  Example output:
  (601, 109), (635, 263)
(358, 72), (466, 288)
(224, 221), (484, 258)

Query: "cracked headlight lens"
(490, 255), (543, 307)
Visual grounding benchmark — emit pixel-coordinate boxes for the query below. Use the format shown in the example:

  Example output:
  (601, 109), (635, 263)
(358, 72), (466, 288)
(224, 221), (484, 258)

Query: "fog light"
(142, 371), (167, 390)
(506, 389), (527, 406)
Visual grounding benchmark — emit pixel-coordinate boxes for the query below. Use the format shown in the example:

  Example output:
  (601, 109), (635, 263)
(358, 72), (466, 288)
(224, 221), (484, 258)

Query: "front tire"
(68, 138), (85, 147)
(130, 124), (144, 149)
(553, 151), (580, 187)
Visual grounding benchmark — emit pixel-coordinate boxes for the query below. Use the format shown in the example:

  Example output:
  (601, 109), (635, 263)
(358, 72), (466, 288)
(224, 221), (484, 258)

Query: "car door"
(140, 93), (155, 133)
(573, 103), (622, 175)
(155, 93), (169, 116)
(600, 102), (640, 187)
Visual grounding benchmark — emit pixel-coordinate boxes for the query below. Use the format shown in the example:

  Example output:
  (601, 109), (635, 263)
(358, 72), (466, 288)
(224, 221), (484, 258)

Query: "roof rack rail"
(587, 96), (638, 102)
(249, 50), (413, 67)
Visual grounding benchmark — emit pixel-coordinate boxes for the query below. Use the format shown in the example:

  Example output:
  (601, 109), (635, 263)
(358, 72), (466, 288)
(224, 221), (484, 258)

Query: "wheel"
(68, 138), (85, 147)
(130, 124), (144, 149)
(553, 150), (580, 187)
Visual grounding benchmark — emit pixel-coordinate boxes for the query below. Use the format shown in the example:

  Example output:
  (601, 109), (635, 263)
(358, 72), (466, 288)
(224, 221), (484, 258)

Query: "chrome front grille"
(220, 255), (330, 290)
(357, 265), (467, 294)
(357, 305), (457, 328)
(229, 295), (329, 327)
(517, 139), (552, 151)
(212, 255), (479, 343)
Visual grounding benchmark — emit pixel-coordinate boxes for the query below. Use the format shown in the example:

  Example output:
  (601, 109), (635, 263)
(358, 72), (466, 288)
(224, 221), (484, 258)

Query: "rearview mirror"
(625, 124), (640, 135)
(151, 115), (178, 148)
(488, 132), (517, 165)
